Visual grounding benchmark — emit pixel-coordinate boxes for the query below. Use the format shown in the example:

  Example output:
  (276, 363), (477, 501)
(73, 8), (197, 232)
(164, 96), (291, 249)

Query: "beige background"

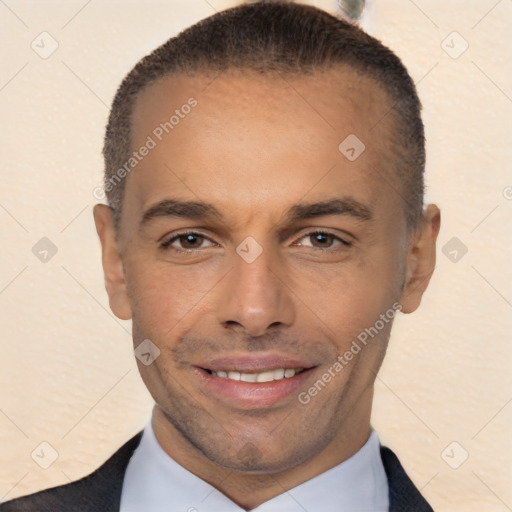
(1, 0), (511, 510)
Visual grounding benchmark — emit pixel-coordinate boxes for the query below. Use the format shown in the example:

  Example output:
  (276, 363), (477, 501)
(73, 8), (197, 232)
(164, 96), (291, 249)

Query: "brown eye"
(295, 231), (351, 250)
(160, 232), (215, 252)
(178, 233), (205, 249)
(309, 232), (335, 248)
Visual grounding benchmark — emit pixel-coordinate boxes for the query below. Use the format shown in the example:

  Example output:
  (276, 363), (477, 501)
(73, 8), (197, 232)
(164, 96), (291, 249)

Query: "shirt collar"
(120, 417), (388, 512)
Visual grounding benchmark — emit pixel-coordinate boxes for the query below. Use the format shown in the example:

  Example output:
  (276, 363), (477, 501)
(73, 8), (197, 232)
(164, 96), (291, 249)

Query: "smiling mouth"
(197, 361), (316, 408)
(204, 368), (306, 382)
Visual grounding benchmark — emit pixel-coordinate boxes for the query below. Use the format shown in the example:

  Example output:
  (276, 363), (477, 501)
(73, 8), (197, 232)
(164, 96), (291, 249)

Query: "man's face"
(110, 68), (412, 472)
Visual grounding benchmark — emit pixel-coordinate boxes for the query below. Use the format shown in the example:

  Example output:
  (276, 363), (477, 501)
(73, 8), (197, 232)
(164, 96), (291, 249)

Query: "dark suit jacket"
(0, 432), (434, 511)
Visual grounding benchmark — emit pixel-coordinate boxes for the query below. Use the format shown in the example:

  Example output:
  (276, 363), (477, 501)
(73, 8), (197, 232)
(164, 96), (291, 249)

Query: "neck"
(151, 392), (372, 510)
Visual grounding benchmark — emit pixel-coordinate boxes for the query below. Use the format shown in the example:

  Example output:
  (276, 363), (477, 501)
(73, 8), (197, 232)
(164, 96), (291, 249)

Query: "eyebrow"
(140, 199), (223, 227)
(139, 197), (373, 230)
(285, 198), (372, 223)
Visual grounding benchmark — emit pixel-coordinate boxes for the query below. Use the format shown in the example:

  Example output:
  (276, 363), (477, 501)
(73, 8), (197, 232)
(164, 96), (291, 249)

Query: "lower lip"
(195, 367), (315, 408)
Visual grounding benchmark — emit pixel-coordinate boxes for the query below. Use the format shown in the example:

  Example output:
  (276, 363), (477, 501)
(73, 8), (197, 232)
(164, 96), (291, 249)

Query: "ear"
(93, 204), (132, 320)
(399, 204), (441, 314)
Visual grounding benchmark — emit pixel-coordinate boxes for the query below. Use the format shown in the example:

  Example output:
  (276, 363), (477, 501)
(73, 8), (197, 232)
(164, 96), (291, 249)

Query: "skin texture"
(94, 68), (440, 510)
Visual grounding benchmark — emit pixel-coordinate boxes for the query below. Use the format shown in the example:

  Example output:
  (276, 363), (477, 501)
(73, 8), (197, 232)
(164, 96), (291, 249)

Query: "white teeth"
(274, 368), (285, 379)
(256, 370), (275, 382)
(240, 372), (258, 382)
(211, 368), (303, 382)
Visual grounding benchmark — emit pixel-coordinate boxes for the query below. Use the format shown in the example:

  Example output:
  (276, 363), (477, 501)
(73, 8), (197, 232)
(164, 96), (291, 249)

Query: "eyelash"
(159, 230), (352, 253)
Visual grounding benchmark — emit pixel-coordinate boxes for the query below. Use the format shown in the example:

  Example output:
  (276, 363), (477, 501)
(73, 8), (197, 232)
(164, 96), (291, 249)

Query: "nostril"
(224, 320), (243, 330)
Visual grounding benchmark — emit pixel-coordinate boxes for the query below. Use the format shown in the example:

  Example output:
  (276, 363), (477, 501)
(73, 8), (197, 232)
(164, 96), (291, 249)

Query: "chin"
(203, 438), (316, 474)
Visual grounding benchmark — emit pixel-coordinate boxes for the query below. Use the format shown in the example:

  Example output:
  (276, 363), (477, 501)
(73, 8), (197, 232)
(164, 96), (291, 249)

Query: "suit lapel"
(0, 431), (143, 512)
(380, 445), (434, 512)
(90, 431), (144, 511)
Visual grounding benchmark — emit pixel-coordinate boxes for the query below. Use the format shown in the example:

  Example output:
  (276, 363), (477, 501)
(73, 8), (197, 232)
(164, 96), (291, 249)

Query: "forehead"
(133, 67), (391, 143)
(126, 68), (397, 227)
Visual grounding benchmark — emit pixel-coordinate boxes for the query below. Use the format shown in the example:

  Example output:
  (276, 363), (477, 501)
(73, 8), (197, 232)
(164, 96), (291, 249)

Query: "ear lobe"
(93, 204), (132, 320)
(399, 204), (441, 314)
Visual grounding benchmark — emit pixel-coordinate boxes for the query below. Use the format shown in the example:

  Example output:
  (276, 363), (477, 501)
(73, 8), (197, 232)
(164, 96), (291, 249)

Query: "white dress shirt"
(120, 417), (389, 512)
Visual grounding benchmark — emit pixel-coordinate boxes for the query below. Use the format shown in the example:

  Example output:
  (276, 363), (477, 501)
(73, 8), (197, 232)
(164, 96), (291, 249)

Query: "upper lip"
(197, 353), (317, 373)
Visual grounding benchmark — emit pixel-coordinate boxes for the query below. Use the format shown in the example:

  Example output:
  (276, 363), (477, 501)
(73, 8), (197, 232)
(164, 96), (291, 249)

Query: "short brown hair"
(103, 1), (425, 230)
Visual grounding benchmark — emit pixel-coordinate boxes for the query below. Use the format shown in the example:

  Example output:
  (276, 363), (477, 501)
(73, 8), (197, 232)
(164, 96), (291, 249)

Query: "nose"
(214, 246), (295, 337)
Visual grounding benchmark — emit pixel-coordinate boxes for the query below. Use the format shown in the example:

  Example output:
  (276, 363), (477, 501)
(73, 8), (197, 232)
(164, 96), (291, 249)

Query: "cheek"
(124, 260), (214, 336)
(293, 250), (400, 343)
